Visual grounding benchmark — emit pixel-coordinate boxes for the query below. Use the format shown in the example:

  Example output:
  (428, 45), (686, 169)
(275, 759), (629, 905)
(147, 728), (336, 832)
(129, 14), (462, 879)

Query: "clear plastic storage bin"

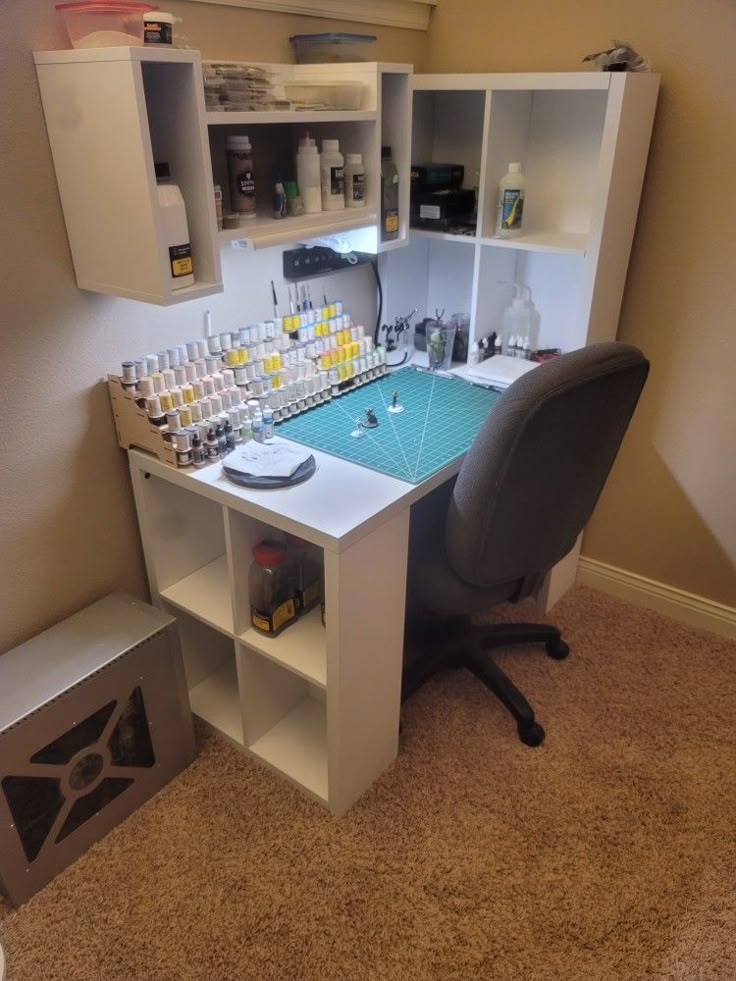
(289, 33), (377, 64)
(55, 1), (155, 48)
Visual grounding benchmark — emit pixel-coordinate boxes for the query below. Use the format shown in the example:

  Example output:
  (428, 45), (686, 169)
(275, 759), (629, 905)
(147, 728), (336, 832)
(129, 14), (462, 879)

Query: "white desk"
(129, 435), (574, 815)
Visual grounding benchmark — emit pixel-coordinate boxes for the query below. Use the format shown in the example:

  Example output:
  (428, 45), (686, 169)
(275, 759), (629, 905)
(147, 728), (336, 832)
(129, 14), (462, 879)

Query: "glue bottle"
(496, 162), (526, 237)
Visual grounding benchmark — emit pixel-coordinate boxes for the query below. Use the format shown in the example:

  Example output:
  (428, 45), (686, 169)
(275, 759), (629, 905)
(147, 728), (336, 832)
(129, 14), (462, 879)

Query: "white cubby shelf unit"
(33, 50), (412, 303)
(208, 61), (412, 254)
(128, 444), (411, 815)
(382, 70), (660, 357)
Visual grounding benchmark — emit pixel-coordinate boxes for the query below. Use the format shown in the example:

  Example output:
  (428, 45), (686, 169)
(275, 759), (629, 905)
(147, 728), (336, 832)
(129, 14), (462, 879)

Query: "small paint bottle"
(263, 407), (274, 441)
(206, 427), (219, 461)
(191, 434), (206, 468)
(174, 429), (192, 468)
(224, 421), (236, 454)
(252, 414), (264, 443)
(216, 422), (227, 456)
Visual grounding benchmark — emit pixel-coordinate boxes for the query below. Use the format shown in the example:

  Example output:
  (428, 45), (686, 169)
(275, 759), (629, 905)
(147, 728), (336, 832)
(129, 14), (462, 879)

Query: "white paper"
(453, 354), (538, 389)
(225, 440), (311, 478)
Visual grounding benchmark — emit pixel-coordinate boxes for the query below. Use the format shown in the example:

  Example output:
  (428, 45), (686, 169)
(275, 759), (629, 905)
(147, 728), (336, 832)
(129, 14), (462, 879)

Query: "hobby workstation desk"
(127, 368), (574, 816)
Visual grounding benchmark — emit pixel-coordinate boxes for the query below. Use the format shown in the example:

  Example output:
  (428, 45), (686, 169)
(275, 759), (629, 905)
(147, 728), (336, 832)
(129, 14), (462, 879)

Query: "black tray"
(221, 454), (316, 489)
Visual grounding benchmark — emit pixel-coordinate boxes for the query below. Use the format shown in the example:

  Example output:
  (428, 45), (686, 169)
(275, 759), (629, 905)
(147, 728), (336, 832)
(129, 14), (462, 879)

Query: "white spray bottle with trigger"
(501, 284), (537, 359)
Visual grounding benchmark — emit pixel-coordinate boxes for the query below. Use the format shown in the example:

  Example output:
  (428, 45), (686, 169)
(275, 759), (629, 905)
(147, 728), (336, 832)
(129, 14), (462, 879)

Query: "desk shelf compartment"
(134, 471), (233, 634)
(171, 608), (243, 747)
(226, 510), (327, 687)
(238, 648), (328, 804)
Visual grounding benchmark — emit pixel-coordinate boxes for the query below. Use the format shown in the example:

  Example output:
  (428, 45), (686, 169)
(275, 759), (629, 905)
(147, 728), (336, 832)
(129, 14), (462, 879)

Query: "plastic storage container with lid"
(55, 1), (155, 48)
(289, 32), (377, 64)
(249, 541), (297, 636)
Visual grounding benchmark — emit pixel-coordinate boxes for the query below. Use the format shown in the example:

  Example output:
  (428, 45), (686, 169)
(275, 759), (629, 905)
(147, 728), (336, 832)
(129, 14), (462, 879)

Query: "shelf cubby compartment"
(226, 510), (327, 686)
(171, 609), (243, 746)
(474, 243), (586, 353)
(33, 48), (222, 305)
(239, 647), (328, 804)
(481, 87), (608, 242)
(138, 474), (231, 632)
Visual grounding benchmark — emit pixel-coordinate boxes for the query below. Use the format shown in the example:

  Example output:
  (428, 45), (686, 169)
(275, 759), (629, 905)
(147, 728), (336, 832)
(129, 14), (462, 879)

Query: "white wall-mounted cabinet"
(382, 71), (660, 358)
(34, 49), (412, 302)
(34, 47), (223, 305)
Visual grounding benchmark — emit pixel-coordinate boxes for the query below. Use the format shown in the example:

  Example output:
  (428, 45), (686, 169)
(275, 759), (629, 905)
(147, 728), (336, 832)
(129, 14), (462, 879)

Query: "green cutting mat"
(278, 366), (501, 484)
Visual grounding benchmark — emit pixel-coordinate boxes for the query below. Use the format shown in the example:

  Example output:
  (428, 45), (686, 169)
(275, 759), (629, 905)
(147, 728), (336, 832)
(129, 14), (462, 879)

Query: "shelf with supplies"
(33, 49), (412, 304)
(207, 60), (412, 256)
(384, 70), (660, 362)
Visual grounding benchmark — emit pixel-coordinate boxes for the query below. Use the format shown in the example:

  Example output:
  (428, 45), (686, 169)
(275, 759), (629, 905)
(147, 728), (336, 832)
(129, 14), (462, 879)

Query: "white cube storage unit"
(382, 71), (660, 358)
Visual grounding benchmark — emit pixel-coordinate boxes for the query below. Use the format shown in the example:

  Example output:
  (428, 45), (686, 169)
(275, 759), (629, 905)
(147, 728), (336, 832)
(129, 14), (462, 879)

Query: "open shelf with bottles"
(382, 70), (659, 358)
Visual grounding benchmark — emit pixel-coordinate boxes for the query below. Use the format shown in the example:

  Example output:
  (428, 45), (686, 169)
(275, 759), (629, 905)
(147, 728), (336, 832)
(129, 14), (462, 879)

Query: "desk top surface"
(129, 370), (500, 552)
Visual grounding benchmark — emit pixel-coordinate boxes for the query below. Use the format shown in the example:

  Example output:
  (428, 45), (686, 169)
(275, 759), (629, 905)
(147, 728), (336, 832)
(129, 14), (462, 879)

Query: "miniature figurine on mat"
(351, 418), (365, 439)
(388, 389), (404, 414)
(364, 408), (379, 428)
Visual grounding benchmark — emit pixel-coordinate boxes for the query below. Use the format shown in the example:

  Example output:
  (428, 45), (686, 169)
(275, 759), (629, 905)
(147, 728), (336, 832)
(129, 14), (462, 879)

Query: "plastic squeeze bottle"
(501, 285), (535, 356)
(496, 162), (525, 237)
(296, 133), (321, 214)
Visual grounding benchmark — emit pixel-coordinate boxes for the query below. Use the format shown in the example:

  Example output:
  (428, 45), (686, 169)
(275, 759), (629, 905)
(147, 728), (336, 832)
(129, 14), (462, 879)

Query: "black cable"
(369, 257), (383, 347)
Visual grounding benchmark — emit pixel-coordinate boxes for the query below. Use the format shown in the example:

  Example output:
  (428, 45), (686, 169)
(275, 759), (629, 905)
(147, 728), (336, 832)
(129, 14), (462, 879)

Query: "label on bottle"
(330, 166), (345, 196)
(237, 169), (256, 199)
(169, 243), (193, 278)
(384, 209), (399, 234)
(500, 189), (524, 231)
(144, 21), (172, 43)
(350, 173), (366, 204)
(251, 599), (296, 634)
(296, 579), (320, 613)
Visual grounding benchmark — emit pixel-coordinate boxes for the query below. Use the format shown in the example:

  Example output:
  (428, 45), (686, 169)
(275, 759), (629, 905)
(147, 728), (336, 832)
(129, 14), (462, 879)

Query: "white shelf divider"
(240, 607), (327, 688)
(189, 658), (244, 746)
(159, 555), (234, 636)
(206, 109), (376, 126)
(248, 697), (328, 802)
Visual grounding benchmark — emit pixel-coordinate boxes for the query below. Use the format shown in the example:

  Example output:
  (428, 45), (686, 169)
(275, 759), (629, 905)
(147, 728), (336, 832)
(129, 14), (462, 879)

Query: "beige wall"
(423, 0), (736, 606)
(0, 2), (421, 653)
(1, 0), (733, 656)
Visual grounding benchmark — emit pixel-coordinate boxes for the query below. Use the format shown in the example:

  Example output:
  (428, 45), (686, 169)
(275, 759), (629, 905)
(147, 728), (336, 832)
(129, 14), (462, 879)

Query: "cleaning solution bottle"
(496, 162), (526, 237)
(154, 162), (194, 290)
(320, 139), (345, 211)
(381, 145), (399, 240)
(501, 285), (536, 356)
(296, 133), (322, 214)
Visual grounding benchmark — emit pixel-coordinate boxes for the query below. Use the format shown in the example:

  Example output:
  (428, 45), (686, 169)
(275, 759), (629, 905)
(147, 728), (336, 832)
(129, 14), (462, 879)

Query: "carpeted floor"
(1, 585), (734, 981)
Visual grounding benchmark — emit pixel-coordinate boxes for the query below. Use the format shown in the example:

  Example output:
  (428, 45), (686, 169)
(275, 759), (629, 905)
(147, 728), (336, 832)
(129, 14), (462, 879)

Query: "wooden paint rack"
(107, 374), (177, 467)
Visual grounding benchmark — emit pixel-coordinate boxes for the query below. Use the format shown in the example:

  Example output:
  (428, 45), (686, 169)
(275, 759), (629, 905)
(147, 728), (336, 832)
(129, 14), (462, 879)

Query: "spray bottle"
(501, 284), (537, 358)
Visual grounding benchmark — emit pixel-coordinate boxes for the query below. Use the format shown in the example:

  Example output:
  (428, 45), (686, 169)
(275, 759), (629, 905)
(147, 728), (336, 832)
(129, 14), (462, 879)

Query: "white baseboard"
(577, 557), (736, 641)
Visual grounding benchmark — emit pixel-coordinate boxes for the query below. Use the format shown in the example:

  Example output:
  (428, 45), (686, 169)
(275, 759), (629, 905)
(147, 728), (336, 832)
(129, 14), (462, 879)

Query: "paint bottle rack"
(108, 374), (178, 466)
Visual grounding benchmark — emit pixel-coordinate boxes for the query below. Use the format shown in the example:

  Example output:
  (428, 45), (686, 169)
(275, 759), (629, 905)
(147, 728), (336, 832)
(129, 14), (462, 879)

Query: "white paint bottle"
(155, 162), (194, 290)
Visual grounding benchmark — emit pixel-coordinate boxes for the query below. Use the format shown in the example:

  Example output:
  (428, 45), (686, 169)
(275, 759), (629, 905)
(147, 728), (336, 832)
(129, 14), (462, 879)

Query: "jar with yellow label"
(249, 541), (297, 636)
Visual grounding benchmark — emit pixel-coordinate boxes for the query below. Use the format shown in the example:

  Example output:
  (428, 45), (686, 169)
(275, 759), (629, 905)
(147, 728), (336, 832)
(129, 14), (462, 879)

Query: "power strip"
(282, 246), (373, 280)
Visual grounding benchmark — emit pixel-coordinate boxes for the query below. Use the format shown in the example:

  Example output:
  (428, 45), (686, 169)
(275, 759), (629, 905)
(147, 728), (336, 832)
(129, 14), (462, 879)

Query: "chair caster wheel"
(519, 721), (545, 747)
(546, 638), (570, 660)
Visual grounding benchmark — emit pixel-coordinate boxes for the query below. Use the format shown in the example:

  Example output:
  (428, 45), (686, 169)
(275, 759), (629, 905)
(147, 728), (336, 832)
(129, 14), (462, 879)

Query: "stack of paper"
(452, 354), (538, 390)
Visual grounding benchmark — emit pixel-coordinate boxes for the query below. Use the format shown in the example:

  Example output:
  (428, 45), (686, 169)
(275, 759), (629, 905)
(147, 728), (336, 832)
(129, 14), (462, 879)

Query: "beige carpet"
(1, 585), (734, 981)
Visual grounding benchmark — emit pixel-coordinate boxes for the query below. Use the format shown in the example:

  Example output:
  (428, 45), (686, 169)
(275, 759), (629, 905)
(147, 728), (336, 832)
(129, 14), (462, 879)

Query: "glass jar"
(249, 540), (297, 636)
(286, 534), (322, 615)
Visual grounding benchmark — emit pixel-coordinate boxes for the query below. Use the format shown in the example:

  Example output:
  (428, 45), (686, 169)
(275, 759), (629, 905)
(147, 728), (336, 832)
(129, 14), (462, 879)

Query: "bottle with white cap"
(496, 162), (526, 237)
(320, 139), (345, 212)
(296, 132), (322, 214)
(226, 135), (256, 219)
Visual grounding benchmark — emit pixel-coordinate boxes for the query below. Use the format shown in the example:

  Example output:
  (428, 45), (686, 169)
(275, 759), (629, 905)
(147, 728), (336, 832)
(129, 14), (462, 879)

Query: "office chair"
(402, 342), (649, 746)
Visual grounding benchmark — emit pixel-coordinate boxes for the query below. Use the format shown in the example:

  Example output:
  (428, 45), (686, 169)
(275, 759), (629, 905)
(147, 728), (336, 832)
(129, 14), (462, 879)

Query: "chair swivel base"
(402, 619), (570, 747)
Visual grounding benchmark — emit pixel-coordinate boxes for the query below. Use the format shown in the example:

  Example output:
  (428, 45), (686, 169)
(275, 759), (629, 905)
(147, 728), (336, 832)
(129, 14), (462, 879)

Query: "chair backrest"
(445, 342), (649, 593)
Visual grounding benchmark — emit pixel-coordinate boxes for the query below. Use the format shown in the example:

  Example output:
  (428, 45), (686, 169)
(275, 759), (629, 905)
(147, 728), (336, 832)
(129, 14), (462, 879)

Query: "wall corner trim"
(187, 0), (437, 31)
(577, 557), (736, 641)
